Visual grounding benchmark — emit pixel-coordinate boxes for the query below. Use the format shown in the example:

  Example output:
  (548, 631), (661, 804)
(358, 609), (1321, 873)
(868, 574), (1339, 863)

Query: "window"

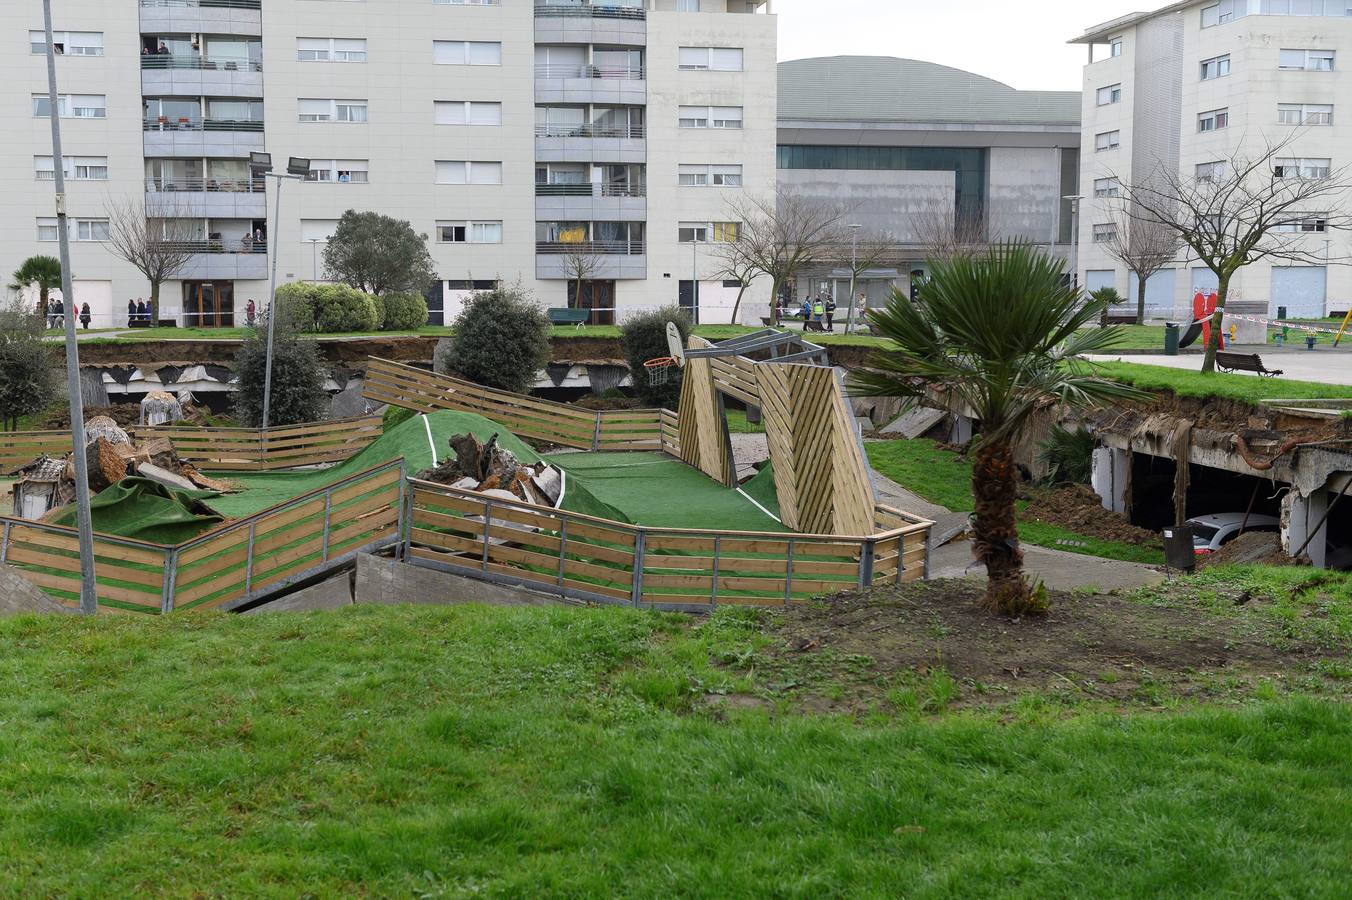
(1195, 160), (1227, 181)
(433, 41), (502, 65)
(678, 106), (742, 129)
(33, 94), (104, 118)
(76, 219), (109, 241)
(434, 101), (502, 125)
(678, 47), (744, 71)
(679, 222), (739, 242)
(1092, 177), (1121, 198)
(30, 31), (103, 56)
(1279, 48), (1336, 71)
(679, 164), (742, 186)
(298, 99), (368, 122)
(1092, 223), (1117, 243)
(297, 38), (367, 62)
(1200, 2), (1234, 27)
(36, 218), (60, 242)
(437, 220), (502, 243)
(1094, 130), (1120, 151)
(1279, 102), (1333, 124)
(1096, 83), (1122, 105)
(1197, 108), (1229, 131)
(1200, 55), (1231, 79)
(1275, 157), (1332, 178)
(435, 160), (503, 184)
(305, 159), (370, 182)
(1110, 37), (1123, 57)
(301, 219), (340, 241)
(677, 0), (700, 9)
(35, 156), (108, 181)
(1275, 214), (1329, 232)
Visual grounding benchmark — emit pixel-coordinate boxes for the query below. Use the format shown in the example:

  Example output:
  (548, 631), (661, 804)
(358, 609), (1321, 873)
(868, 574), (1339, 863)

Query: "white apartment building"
(1073, 0), (1352, 319)
(3, 0), (775, 328)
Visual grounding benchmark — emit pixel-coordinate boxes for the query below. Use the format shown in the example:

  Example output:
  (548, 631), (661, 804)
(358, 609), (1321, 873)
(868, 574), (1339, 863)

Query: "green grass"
(1090, 361), (1352, 403)
(1, 603), (1350, 895)
(866, 439), (1163, 564)
(722, 408), (765, 434)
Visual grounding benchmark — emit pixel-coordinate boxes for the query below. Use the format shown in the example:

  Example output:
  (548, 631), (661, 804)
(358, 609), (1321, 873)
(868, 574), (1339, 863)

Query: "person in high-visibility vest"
(812, 296), (825, 327)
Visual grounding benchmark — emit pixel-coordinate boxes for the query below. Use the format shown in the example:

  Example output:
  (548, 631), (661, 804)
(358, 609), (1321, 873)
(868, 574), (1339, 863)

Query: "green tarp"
(50, 477), (224, 544)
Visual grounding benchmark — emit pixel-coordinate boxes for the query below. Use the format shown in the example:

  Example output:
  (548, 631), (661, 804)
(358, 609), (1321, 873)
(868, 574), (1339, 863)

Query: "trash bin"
(1164, 322), (1180, 355)
(1277, 305), (1288, 320)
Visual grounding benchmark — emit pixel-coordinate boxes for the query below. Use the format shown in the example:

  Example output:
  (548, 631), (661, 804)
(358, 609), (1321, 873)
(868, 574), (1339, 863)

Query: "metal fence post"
(481, 500), (493, 571)
(859, 538), (876, 589)
(710, 535), (721, 607)
(0, 521), (11, 566)
(898, 536), (906, 585)
(591, 413), (602, 451)
(557, 518), (569, 591)
(244, 522), (256, 595)
(784, 538), (795, 605)
(630, 528), (645, 607)
(320, 488), (333, 563)
(161, 548), (178, 614)
(396, 461), (409, 561)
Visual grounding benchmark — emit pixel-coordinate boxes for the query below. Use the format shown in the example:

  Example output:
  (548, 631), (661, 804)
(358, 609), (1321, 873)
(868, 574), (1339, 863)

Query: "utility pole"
(250, 153), (308, 430)
(844, 222), (861, 333)
(42, 0), (97, 614)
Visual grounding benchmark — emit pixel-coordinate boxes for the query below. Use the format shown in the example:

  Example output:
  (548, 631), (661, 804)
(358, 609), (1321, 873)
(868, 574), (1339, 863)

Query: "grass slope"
(0, 604), (1349, 896)
(1090, 361), (1352, 403)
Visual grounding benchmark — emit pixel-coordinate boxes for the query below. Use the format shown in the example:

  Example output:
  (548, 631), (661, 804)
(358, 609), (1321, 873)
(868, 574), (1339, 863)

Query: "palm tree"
(849, 241), (1146, 616)
(9, 255), (62, 318)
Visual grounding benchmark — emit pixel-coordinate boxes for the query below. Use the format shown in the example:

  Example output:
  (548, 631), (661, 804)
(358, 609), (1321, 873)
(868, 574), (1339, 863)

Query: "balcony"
(534, 2), (645, 45)
(535, 64), (645, 105)
(535, 126), (645, 164)
(141, 55), (264, 97)
(536, 241), (646, 280)
(145, 177), (267, 217)
(139, 0), (262, 38)
(535, 183), (646, 220)
(143, 117), (265, 157)
(168, 239), (269, 280)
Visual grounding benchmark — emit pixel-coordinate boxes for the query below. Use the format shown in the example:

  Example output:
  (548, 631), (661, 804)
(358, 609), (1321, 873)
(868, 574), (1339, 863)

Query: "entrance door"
(183, 281), (235, 327)
(567, 279), (615, 325)
(678, 279), (700, 324)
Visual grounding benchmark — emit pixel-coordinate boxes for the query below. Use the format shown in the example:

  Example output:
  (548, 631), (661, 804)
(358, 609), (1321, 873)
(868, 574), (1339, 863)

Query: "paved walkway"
(1087, 343), (1352, 386)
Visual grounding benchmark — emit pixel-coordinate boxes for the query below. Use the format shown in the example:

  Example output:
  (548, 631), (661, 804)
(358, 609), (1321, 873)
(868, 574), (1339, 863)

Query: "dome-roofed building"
(775, 56), (1081, 314)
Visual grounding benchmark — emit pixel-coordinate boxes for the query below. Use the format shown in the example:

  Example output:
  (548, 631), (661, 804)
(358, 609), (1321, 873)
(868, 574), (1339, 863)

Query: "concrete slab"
(137, 463), (197, 492)
(241, 570), (354, 613)
(0, 565), (76, 615)
(930, 539), (1164, 592)
(881, 407), (946, 438)
(355, 553), (572, 607)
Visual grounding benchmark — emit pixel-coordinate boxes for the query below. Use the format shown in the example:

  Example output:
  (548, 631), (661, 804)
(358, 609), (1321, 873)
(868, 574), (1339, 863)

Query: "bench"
(1216, 351), (1283, 377)
(548, 307), (590, 328)
(1104, 314), (1138, 325)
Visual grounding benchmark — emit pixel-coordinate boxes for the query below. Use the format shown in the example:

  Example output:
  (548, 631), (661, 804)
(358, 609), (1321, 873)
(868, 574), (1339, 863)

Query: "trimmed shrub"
(231, 305), (328, 427)
(272, 282), (381, 333)
(274, 282), (317, 332)
(441, 285), (550, 394)
(381, 292), (429, 331)
(621, 306), (691, 408)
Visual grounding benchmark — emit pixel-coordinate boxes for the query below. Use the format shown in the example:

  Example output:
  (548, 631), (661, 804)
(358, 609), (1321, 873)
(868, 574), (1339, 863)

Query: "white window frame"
(34, 155), (108, 181)
(1091, 223), (1117, 243)
(436, 220), (503, 243)
(39, 217), (108, 241)
(1092, 177), (1121, 198)
(305, 159), (370, 183)
(1096, 84), (1122, 105)
(30, 30), (104, 56)
(678, 106), (743, 129)
(298, 99), (368, 123)
(678, 163), (743, 187)
(1195, 160), (1227, 181)
(36, 218), (60, 242)
(1110, 37), (1124, 57)
(1197, 108), (1229, 131)
(433, 40), (502, 65)
(297, 37), (368, 63)
(678, 46), (744, 71)
(1275, 157), (1332, 179)
(434, 101), (502, 125)
(1278, 102), (1333, 125)
(1200, 54), (1231, 80)
(1094, 130), (1120, 151)
(1275, 213), (1329, 233)
(435, 160), (503, 184)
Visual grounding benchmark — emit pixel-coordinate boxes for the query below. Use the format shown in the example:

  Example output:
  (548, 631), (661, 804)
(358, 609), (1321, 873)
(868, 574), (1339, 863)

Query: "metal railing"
(535, 64), (644, 80)
(535, 183), (645, 198)
(145, 177), (266, 193)
(434, 0), (501, 4)
(534, 122), (644, 139)
(140, 0), (263, 9)
(534, 2), (645, 20)
(158, 238), (268, 253)
(141, 55), (263, 72)
(142, 116), (265, 132)
(536, 239), (644, 255)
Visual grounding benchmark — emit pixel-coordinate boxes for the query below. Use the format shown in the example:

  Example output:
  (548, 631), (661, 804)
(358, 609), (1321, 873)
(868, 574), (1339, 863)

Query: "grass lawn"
(1088, 361), (1352, 403)
(1, 603), (1349, 895)
(866, 438), (1164, 564)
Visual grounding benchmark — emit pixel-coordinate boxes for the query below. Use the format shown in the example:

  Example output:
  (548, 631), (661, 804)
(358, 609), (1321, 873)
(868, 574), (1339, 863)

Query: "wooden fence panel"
(139, 416), (382, 471)
(0, 431), (80, 473)
(0, 522), (167, 614)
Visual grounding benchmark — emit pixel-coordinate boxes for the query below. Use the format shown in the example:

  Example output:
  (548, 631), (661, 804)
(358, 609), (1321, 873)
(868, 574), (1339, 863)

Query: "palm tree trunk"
(970, 438), (1033, 615)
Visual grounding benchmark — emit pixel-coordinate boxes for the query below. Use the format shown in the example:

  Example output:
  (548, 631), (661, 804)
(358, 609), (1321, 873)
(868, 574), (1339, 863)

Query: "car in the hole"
(1185, 512), (1280, 555)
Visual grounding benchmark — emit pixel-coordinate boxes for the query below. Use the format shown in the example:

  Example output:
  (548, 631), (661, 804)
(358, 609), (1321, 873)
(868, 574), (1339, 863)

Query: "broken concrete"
(0, 566), (75, 615)
(881, 406), (946, 438)
(137, 463), (198, 493)
(241, 570), (355, 613)
(354, 553), (571, 607)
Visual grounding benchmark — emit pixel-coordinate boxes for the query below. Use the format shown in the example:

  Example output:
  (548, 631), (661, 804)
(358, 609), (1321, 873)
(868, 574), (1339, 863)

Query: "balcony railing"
(160, 238), (268, 253)
(534, 123), (644, 139)
(534, 2), (644, 21)
(143, 116), (265, 132)
(141, 54), (263, 71)
(140, 0), (263, 9)
(535, 183), (645, 198)
(535, 64), (644, 80)
(536, 239), (644, 255)
(145, 177), (265, 193)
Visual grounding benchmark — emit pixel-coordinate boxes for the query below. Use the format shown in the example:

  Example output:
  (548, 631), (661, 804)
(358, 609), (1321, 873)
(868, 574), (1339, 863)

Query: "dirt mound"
(572, 394), (639, 411)
(1197, 529), (1290, 569)
(36, 403), (142, 431)
(1023, 483), (1160, 547)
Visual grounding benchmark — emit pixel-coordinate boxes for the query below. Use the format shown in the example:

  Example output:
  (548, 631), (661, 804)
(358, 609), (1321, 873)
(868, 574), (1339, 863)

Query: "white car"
(1185, 513), (1280, 555)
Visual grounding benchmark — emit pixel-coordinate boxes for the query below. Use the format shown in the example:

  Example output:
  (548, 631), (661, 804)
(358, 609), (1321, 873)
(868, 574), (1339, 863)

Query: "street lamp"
(309, 238), (322, 281)
(691, 234), (700, 325)
(845, 223), (862, 333)
(1064, 194), (1084, 290)
(250, 152), (310, 430)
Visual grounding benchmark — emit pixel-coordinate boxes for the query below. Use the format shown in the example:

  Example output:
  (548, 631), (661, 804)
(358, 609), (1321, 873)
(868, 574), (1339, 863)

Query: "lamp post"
(309, 238), (322, 281)
(691, 234), (699, 325)
(42, 0), (97, 614)
(1064, 194), (1083, 290)
(250, 152), (310, 430)
(844, 222), (862, 333)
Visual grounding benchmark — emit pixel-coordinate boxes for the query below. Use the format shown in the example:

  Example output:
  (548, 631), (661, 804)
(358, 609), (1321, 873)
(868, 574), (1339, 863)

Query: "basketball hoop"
(643, 356), (677, 385)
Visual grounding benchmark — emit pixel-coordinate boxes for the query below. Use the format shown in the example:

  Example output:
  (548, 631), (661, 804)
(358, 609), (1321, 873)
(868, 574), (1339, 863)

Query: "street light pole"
(844, 223), (861, 333)
(691, 235), (699, 325)
(42, 0), (97, 615)
(251, 153), (309, 430)
(1064, 194), (1083, 291)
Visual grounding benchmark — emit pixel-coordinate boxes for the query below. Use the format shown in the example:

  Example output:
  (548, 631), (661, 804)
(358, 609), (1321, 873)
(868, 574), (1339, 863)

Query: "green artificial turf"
(0, 604), (1349, 895)
(545, 451), (783, 532)
(1089, 361), (1352, 403)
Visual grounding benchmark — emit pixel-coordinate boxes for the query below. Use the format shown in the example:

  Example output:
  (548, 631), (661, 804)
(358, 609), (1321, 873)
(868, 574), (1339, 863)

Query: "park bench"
(1104, 314), (1138, 325)
(548, 307), (590, 328)
(1215, 351), (1283, 377)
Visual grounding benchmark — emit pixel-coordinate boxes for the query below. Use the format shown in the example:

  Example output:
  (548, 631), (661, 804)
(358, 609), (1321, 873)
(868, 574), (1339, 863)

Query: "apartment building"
(3, 0), (775, 328)
(1073, 0), (1352, 318)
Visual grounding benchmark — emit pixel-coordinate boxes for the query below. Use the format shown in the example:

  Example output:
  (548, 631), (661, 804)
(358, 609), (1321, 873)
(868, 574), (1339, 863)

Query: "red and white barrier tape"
(1224, 314), (1345, 336)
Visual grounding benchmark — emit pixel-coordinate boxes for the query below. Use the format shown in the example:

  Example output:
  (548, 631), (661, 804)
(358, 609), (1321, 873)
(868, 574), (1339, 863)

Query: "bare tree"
(1099, 209), (1180, 326)
(826, 228), (897, 332)
(911, 200), (995, 263)
(710, 236), (760, 327)
(102, 194), (197, 324)
(1117, 139), (1352, 372)
(560, 244), (602, 320)
(724, 188), (844, 325)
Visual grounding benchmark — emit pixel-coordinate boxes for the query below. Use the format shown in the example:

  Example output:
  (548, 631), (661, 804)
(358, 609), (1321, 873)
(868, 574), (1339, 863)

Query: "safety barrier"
(138, 416), (383, 471)
(0, 431), (81, 473)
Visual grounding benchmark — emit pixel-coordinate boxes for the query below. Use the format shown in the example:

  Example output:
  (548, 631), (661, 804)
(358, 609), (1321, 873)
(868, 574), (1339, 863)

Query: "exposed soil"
(35, 403), (143, 431)
(709, 579), (1350, 714)
(1022, 483), (1161, 548)
(571, 394), (640, 411)
(1197, 530), (1292, 569)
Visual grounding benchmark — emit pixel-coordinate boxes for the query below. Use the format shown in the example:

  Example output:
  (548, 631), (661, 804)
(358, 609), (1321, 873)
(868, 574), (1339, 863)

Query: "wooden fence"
(363, 357), (665, 452)
(405, 478), (931, 611)
(0, 460), (405, 614)
(0, 431), (82, 473)
(138, 416), (383, 471)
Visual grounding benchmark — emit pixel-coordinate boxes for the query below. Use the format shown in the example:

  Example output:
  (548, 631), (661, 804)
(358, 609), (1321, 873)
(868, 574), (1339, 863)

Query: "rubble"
(416, 432), (564, 508)
(139, 390), (185, 426)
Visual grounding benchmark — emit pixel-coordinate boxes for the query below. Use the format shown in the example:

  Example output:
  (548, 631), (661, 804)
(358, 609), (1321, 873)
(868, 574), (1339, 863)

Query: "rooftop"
(1070, 2), (1193, 44)
(777, 56), (1081, 127)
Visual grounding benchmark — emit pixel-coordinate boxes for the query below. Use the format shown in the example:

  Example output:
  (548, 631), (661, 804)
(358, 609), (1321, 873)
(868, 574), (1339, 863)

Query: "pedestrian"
(253, 228), (265, 251)
(801, 295), (811, 331)
(79, 302), (91, 330)
(136, 299), (147, 325)
(127, 298), (137, 327)
(53, 298), (64, 329)
(45, 300), (55, 329)
(157, 42), (169, 55)
(246, 298), (257, 327)
(241, 231), (253, 253)
(812, 295), (825, 329)
(825, 294), (836, 332)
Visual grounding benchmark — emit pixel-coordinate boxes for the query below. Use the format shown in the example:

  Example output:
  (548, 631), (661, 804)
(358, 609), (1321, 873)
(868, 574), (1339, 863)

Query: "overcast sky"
(775, 0), (1136, 91)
